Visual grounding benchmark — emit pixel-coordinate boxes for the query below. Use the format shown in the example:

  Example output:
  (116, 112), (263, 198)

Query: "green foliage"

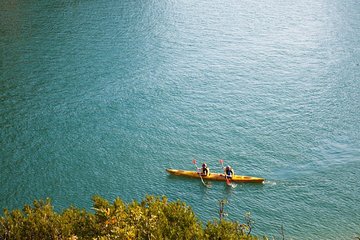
(205, 219), (258, 240)
(0, 195), (263, 240)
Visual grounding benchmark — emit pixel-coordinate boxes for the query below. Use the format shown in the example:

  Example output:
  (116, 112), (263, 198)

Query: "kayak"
(166, 168), (265, 183)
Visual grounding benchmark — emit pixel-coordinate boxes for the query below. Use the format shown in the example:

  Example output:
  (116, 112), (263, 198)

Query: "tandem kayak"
(166, 168), (265, 183)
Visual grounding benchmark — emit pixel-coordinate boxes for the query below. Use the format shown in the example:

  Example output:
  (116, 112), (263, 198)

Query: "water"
(1, 0), (359, 239)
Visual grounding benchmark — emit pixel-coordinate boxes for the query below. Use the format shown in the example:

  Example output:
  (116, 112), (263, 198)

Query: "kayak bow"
(166, 168), (264, 183)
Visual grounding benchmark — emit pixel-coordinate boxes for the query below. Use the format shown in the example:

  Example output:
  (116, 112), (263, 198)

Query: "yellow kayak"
(166, 168), (264, 183)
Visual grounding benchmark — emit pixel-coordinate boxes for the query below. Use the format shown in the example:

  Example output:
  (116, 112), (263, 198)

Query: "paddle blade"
(226, 177), (230, 185)
(192, 159), (197, 164)
(219, 159), (224, 164)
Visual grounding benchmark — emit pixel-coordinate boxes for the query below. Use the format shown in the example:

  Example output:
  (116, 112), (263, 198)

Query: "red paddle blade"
(192, 159), (196, 164)
(226, 177), (230, 185)
(219, 159), (224, 164)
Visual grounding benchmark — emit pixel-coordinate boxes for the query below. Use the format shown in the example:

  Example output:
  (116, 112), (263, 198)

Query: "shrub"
(0, 195), (261, 240)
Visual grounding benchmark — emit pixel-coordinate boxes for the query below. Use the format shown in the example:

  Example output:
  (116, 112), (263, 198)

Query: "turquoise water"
(1, 0), (359, 239)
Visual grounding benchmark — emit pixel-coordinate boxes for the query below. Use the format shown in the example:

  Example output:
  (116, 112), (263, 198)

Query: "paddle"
(219, 159), (230, 185)
(192, 159), (211, 188)
(219, 159), (237, 188)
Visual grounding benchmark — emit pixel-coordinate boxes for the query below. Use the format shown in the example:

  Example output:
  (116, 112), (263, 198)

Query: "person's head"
(202, 163), (207, 168)
(226, 165), (231, 170)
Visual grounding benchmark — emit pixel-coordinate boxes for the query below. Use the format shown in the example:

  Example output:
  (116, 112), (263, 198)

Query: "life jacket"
(202, 167), (210, 176)
(225, 168), (234, 176)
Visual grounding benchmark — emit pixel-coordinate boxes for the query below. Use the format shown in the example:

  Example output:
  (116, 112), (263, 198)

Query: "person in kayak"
(224, 165), (234, 178)
(200, 163), (210, 176)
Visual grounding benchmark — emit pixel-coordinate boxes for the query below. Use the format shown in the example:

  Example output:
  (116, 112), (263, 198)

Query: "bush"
(0, 195), (261, 240)
(205, 219), (258, 240)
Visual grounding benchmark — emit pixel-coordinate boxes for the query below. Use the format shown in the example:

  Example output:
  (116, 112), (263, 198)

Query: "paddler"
(224, 165), (234, 178)
(201, 163), (210, 176)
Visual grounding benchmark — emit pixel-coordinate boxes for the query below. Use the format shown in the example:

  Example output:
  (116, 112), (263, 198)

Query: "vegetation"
(0, 195), (264, 240)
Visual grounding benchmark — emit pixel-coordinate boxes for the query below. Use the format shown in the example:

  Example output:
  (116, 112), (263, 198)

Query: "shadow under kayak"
(166, 168), (264, 183)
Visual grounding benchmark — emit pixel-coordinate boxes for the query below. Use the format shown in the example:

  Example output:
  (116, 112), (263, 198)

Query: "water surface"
(1, 0), (359, 239)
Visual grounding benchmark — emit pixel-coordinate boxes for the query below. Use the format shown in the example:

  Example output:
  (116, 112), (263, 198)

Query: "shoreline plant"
(0, 195), (263, 240)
